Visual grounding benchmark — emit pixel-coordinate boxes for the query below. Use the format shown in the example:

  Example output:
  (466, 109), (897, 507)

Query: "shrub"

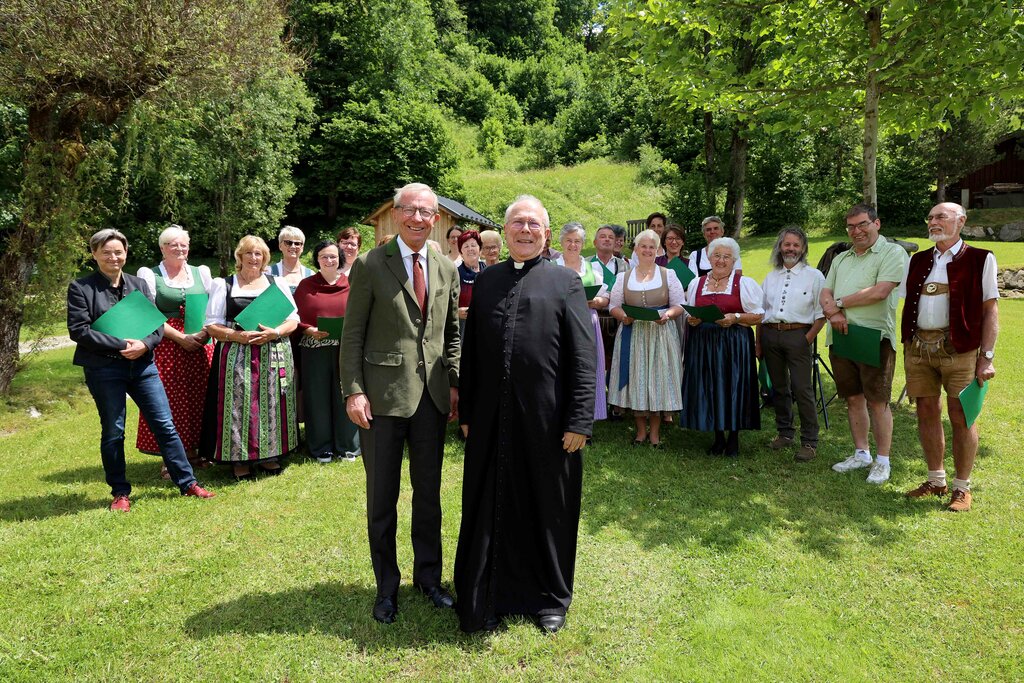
(521, 121), (563, 169)
(478, 116), (507, 169)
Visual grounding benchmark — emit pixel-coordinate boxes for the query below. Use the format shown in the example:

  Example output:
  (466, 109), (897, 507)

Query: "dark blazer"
(67, 271), (164, 368)
(340, 238), (460, 417)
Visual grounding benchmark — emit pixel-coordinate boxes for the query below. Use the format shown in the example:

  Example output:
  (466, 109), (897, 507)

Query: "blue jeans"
(83, 359), (196, 496)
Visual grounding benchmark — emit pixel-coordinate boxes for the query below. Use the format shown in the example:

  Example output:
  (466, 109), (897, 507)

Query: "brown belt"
(763, 322), (811, 331)
(922, 282), (949, 295)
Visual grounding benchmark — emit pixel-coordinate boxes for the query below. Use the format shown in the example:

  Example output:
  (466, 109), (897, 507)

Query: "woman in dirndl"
(136, 225), (215, 476)
(608, 229), (686, 447)
(555, 221), (608, 423)
(680, 237), (764, 456)
(204, 235), (299, 479)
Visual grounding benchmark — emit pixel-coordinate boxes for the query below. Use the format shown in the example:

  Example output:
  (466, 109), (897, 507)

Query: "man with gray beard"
(756, 227), (826, 461)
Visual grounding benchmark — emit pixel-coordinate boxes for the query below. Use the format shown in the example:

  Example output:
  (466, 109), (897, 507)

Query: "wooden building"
(363, 195), (501, 246)
(949, 132), (1024, 208)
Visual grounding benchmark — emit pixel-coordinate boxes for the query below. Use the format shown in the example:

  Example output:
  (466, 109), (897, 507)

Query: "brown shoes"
(947, 489), (972, 512)
(906, 481), (949, 498)
(110, 495), (131, 512)
(770, 435), (795, 450)
(794, 444), (816, 461)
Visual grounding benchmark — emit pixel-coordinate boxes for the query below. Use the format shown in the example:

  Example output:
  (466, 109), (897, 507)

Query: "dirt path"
(19, 335), (74, 355)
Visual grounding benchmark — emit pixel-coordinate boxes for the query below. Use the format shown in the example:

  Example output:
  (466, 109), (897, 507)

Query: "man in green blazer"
(340, 182), (461, 624)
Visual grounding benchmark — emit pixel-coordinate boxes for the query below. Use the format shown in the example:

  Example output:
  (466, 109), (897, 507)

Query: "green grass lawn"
(2, 240), (1023, 681)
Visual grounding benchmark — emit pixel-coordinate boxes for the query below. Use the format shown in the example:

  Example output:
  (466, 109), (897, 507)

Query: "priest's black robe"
(454, 255), (596, 633)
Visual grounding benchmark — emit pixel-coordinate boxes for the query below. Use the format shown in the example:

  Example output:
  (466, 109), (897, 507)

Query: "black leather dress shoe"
(536, 614), (566, 634)
(416, 584), (455, 609)
(372, 594), (398, 624)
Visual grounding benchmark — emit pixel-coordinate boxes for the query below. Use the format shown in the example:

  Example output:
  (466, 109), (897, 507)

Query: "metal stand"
(812, 339), (836, 429)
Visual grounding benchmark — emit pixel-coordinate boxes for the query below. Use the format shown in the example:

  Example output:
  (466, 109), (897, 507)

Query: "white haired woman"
(556, 222), (609, 422)
(204, 235), (300, 479)
(270, 225), (314, 293)
(136, 225), (215, 476)
(608, 229), (686, 447)
(680, 237), (764, 456)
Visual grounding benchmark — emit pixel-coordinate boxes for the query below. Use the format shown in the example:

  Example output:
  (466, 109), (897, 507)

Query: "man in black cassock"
(454, 195), (596, 634)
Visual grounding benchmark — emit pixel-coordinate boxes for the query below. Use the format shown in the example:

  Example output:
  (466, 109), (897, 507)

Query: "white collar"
(778, 261), (807, 275)
(397, 236), (430, 261)
(934, 239), (964, 260)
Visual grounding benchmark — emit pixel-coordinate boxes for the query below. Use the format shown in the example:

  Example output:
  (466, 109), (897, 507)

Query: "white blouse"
(609, 267), (686, 310)
(554, 256), (609, 298)
(204, 275), (299, 327)
(684, 274), (765, 313)
(136, 263), (213, 302)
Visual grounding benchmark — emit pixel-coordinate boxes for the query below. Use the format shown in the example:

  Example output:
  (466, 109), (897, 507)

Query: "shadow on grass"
(0, 491), (111, 521)
(184, 582), (489, 651)
(583, 405), (931, 559)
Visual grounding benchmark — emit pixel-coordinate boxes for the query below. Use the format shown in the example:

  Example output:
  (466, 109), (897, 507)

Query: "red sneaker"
(182, 482), (215, 499)
(110, 495), (131, 512)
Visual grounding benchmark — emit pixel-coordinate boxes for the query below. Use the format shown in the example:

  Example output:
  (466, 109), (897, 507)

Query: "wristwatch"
(834, 298), (844, 310)
(982, 350), (994, 360)
(733, 313), (741, 321)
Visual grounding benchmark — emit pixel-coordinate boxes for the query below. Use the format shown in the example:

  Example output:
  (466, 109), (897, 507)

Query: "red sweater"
(293, 272), (350, 332)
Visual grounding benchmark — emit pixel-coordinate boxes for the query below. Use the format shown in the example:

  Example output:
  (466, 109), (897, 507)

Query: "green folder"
(682, 304), (725, 322)
(584, 284), (602, 300)
(831, 324), (881, 367)
(958, 379), (990, 428)
(758, 359), (772, 392)
(183, 293), (209, 334)
(91, 289), (167, 340)
(317, 316), (345, 341)
(233, 283), (295, 332)
(666, 256), (695, 289)
(621, 304), (662, 322)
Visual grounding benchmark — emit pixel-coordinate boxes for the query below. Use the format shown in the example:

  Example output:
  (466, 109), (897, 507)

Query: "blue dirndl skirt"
(679, 322), (761, 432)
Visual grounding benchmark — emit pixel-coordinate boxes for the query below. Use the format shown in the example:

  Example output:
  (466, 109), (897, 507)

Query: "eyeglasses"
(283, 240), (304, 247)
(508, 220), (544, 230)
(396, 205), (437, 219)
(319, 254), (339, 261)
(846, 220), (873, 232)
(925, 213), (958, 223)
(164, 243), (189, 251)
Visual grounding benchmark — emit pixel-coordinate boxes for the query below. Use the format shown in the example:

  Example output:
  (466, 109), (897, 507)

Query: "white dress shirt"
(397, 235), (431, 293)
(760, 262), (825, 324)
(898, 239), (999, 330)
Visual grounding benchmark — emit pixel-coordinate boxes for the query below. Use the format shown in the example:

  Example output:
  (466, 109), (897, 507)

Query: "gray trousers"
(761, 326), (819, 446)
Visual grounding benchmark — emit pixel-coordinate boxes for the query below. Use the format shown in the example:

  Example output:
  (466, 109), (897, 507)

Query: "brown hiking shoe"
(794, 444), (816, 461)
(947, 489), (972, 512)
(906, 481), (948, 498)
(770, 435), (795, 450)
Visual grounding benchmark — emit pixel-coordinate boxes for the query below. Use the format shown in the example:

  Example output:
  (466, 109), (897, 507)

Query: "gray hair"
(158, 224), (188, 247)
(707, 236), (740, 261)
(560, 221), (586, 242)
(278, 225), (305, 244)
(770, 226), (809, 269)
(633, 228), (660, 249)
(393, 182), (438, 209)
(480, 229), (503, 246)
(701, 215), (725, 229)
(504, 194), (550, 227)
(89, 229), (128, 253)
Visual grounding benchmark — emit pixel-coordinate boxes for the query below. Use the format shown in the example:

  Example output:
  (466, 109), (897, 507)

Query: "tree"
(0, 0), (301, 394)
(610, 1), (1024, 209)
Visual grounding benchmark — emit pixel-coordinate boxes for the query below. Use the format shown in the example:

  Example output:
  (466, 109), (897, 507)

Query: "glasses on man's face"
(397, 206), (437, 219)
(283, 240), (304, 247)
(925, 213), (956, 224)
(165, 242), (189, 251)
(846, 220), (872, 232)
(509, 220), (543, 231)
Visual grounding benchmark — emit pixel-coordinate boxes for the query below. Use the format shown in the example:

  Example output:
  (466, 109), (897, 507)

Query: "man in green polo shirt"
(820, 203), (909, 485)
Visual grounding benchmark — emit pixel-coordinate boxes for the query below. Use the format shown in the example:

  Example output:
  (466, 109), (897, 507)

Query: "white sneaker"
(340, 451), (358, 462)
(316, 455), (333, 464)
(866, 461), (890, 485)
(832, 453), (872, 472)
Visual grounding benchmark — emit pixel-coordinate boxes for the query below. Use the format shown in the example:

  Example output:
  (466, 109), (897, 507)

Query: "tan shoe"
(794, 444), (816, 461)
(947, 488), (972, 512)
(770, 435), (795, 450)
(906, 481), (948, 498)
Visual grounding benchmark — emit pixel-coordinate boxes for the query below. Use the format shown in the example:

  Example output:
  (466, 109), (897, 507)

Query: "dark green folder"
(666, 256), (695, 289)
(91, 289), (167, 340)
(317, 316), (345, 341)
(682, 304), (725, 322)
(584, 284), (602, 300)
(183, 293), (209, 334)
(233, 283), (295, 332)
(831, 324), (881, 367)
(621, 304), (662, 322)
(958, 379), (990, 428)
(758, 359), (772, 392)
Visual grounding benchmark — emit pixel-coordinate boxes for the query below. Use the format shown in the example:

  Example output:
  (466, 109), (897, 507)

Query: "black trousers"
(361, 390), (446, 597)
(761, 326), (819, 446)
